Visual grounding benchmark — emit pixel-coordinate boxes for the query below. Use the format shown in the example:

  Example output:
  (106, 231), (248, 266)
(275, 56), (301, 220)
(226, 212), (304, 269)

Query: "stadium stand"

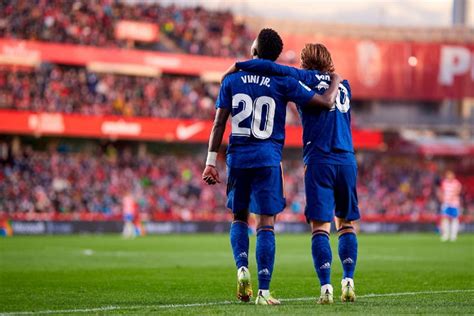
(0, 65), (303, 125)
(0, 141), (472, 222)
(0, 1), (255, 58)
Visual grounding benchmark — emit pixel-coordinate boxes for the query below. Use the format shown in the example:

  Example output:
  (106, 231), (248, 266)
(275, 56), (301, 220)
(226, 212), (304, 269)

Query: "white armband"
(206, 151), (218, 166)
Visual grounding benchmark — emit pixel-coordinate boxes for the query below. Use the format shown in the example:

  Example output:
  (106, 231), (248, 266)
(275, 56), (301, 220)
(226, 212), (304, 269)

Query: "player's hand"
(202, 165), (221, 185)
(330, 72), (342, 84)
(221, 63), (238, 83)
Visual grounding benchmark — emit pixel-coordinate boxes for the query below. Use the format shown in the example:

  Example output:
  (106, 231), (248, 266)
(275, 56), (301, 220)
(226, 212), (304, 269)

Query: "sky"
(151, 0), (473, 28)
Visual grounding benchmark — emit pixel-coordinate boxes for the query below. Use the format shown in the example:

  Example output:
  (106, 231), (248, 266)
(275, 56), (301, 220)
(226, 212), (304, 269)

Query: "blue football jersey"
(217, 70), (315, 168)
(236, 60), (356, 166)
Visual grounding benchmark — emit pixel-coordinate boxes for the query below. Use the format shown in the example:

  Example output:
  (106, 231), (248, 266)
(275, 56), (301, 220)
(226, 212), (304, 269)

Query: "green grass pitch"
(1, 234), (473, 315)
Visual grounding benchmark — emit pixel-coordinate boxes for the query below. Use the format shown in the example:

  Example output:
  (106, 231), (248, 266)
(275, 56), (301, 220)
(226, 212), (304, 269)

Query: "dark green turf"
(0, 234), (473, 315)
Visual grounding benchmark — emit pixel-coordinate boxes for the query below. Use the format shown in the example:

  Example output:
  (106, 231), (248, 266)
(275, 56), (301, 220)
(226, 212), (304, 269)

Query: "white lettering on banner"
(101, 120), (141, 136)
(1, 42), (41, 60)
(28, 113), (65, 133)
(176, 122), (205, 140)
(144, 55), (181, 68)
(438, 46), (473, 85)
(11, 222), (46, 234)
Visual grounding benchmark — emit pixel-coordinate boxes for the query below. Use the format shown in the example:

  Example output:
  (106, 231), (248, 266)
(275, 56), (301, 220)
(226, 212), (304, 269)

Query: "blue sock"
(311, 230), (332, 286)
(230, 221), (249, 268)
(338, 226), (358, 279)
(256, 226), (275, 290)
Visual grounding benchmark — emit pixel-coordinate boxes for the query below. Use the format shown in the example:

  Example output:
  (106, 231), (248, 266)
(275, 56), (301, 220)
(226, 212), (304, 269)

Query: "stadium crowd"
(0, 65), (302, 124)
(0, 1), (254, 58)
(1, 143), (472, 222)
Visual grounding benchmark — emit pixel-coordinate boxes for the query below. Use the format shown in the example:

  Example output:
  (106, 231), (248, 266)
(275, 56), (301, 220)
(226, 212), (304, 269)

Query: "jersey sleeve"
(236, 59), (311, 82)
(215, 76), (232, 109)
(343, 80), (352, 99)
(285, 77), (315, 106)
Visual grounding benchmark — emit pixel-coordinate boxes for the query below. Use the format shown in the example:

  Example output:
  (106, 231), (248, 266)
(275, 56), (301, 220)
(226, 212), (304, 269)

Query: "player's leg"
(250, 166), (285, 305)
(254, 214), (280, 304)
(440, 218), (450, 241)
(122, 214), (135, 239)
(310, 220), (334, 304)
(305, 164), (336, 304)
(334, 165), (360, 302)
(448, 207), (460, 242)
(450, 217), (459, 241)
(226, 167), (253, 302)
(440, 205), (451, 242)
(335, 218), (357, 302)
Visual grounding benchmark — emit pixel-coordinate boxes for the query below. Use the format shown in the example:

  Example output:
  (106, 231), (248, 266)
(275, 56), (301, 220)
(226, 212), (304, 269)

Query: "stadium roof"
(241, 16), (474, 43)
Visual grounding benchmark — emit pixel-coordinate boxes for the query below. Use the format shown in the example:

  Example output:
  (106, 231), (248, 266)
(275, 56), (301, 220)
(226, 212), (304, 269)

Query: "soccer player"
(232, 43), (360, 304)
(122, 192), (138, 238)
(439, 170), (462, 242)
(202, 29), (342, 305)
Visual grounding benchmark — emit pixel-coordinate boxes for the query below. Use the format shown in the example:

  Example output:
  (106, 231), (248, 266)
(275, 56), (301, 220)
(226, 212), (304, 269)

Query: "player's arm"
(236, 59), (309, 82)
(289, 73), (342, 109)
(202, 78), (232, 185)
(306, 73), (342, 108)
(202, 108), (230, 185)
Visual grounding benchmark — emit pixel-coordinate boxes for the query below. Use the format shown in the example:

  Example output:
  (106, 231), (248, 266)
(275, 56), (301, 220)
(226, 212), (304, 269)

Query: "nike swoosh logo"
(176, 122), (205, 140)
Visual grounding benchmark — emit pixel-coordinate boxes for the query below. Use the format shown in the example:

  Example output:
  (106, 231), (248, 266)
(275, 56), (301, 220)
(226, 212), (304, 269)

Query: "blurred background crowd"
(1, 140), (473, 222)
(0, 1), (254, 58)
(0, 65), (303, 124)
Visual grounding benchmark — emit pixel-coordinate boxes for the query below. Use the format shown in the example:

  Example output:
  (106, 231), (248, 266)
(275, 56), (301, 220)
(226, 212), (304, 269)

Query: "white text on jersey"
(240, 75), (271, 87)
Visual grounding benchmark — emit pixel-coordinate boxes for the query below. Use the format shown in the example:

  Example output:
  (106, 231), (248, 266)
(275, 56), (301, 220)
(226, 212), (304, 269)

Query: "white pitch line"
(1, 289), (473, 316)
(281, 289), (474, 302)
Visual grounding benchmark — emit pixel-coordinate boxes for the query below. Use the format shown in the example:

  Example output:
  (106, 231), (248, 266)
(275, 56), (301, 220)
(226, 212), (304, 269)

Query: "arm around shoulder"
(306, 73), (343, 109)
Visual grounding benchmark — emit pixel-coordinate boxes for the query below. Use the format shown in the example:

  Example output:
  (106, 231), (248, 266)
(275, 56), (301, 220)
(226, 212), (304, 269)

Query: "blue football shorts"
(226, 166), (286, 216)
(304, 163), (360, 222)
(441, 204), (459, 218)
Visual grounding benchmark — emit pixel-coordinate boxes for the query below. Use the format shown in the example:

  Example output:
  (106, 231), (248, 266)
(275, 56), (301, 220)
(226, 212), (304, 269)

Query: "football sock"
(311, 230), (332, 286)
(230, 220), (249, 268)
(256, 226), (275, 290)
(450, 218), (459, 241)
(338, 226), (358, 279)
(440, 218), (450, 240)
(258, 289), (270, 297)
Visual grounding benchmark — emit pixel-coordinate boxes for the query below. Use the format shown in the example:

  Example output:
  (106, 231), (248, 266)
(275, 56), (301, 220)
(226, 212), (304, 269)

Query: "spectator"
(0, 1), (255, 58)
(0, 65), (303, 125)
(1, 144), (473, 222)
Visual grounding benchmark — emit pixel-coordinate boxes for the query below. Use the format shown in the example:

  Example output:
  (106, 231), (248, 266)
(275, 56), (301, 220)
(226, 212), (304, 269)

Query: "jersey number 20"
(231, 93), (276, 139)
(317, 83), (350, 113)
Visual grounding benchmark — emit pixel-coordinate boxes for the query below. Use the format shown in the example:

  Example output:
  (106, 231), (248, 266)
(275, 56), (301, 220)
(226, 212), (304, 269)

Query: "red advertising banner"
(0, 110), (383, 149)
(115, 20), (159, 42)
(282, 33), (474, 100)
(0, 38), (472, 100)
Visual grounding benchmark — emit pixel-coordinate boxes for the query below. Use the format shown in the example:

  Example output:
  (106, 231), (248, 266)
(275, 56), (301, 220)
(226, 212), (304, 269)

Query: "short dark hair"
(256, 28), (283, 61)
